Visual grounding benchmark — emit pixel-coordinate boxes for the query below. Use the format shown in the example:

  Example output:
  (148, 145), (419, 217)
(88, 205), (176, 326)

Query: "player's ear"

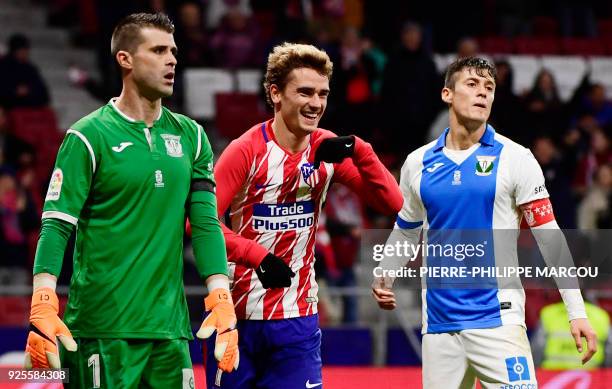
(441, 87), (453, 105)
(269, 84), (282, 105)
(116, 50), (133, 70)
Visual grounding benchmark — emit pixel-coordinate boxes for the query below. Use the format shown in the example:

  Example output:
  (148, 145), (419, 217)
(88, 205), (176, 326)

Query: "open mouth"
(301, 112), (318, 121)
(164, 72), (175, 83)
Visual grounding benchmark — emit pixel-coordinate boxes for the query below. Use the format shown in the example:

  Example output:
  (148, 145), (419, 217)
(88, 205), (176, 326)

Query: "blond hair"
(263, 42), (333, 107)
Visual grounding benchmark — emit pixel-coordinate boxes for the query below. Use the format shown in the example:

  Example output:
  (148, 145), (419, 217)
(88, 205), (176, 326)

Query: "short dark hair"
(444, 56), (496, 89)
(111, 13), (175, 56)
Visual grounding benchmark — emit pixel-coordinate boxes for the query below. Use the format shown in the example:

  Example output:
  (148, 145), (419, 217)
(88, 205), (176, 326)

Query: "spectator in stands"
(0, 106), (35, 173)
(361, 33), (387, 99)
(330, 27), (378, 138)
(175, 2), (213, 67)
(456, 36), (479, 58)
(532, 299), (609, 369)
(325, 184), (365, 324)
(206, 0), (252, 30)
(488, 59), (523, 142)
(0, 168), (39, 269)
(0, 34), (50, 108)
(533, 136), (577, 228)
(574, 128), (612, 194)
(210, 6), (260, 68)
(579, 84), (612, 130)
(381, 21), (441, 153)
(524, 69), (564, 139)
(578, 164), (612, 230)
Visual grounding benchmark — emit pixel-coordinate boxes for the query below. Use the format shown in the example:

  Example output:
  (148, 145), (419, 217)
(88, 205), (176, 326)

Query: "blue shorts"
(205, 314), (322, 389)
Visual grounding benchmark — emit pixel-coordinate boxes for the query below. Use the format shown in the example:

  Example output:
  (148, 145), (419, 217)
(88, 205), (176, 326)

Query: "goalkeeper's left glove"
(197, 288), (239, 372)
(25, 287), (77, 369)
(313, 135), (355, 168)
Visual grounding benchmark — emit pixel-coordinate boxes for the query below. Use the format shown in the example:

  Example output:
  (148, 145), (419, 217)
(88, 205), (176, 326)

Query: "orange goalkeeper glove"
(196, 288), (239, 372)
(24, 287), (77, 369)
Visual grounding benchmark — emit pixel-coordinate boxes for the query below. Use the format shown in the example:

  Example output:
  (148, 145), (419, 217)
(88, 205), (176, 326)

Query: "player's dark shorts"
(205, 314), (323, 389)
(60, 338), (193, 388)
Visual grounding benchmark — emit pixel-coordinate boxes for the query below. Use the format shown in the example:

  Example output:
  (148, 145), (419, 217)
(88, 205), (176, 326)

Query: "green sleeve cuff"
(190, 190), (228, 279)
(33, 218), (74, 277)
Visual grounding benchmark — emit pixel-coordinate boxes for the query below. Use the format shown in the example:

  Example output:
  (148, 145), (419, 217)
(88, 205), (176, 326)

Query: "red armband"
(521, 198), (555, 227)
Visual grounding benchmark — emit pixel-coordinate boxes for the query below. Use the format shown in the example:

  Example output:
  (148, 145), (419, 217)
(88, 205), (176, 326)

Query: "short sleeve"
(42, 129), (95, 225)
(192, 121), (215, 184)
(396, 155), (425, 229)
(514, 149), (549, 206)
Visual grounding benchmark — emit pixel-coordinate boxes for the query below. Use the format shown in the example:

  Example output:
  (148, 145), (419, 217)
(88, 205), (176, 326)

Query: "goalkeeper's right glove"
(24, 287), (77, 369)
(255, 253), (296, 289)
(197, 288), (239, 372)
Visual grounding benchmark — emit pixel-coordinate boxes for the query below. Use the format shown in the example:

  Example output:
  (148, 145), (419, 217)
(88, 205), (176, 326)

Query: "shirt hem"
(424, 317), (503, 334)
(69, 330), (194, 340)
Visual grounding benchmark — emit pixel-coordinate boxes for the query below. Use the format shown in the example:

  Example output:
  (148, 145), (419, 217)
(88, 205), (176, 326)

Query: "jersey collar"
(108, 98), (163, 126)
(433, 124), (496, 152)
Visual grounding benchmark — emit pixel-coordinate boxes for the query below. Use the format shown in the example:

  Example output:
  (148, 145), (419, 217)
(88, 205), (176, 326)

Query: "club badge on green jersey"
(161, 134), (183, 157)
(45, 168), (63, 201)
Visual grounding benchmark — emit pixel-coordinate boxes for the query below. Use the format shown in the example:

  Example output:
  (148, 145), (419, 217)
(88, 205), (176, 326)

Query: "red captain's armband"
(521, 198), (555, 227)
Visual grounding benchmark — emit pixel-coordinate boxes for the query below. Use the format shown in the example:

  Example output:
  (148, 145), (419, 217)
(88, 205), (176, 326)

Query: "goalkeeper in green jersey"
(23, 12), (239, 387)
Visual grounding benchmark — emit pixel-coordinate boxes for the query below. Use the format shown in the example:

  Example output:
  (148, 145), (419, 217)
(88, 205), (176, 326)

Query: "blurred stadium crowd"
(0, 0), (611, 335)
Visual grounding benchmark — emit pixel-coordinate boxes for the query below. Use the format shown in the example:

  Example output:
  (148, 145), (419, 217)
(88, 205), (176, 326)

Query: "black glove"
(313, 135), (355, 168)
(256, 253), (296, 289)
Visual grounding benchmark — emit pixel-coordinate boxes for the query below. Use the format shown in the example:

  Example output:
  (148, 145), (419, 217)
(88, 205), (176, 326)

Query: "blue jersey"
(397, 125), (549, 334)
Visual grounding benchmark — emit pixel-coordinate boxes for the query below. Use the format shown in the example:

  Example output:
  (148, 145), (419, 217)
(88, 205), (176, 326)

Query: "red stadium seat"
(478, 36), (514, 54)
(0, 297), (29, 326)
(514, 37), (560, 55)
(7, 107), (60, 146)
(604, 38), (612, 55)
(561, 38), (606, 56)
(215, 93), (269, 140)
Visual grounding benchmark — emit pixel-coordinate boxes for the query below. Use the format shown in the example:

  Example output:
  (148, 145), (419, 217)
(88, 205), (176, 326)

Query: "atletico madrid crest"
(300, 162), (320, 188)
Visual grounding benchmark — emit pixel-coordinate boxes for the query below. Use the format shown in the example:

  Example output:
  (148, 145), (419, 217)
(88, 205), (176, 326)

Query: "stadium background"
(1, 0), (612, 387)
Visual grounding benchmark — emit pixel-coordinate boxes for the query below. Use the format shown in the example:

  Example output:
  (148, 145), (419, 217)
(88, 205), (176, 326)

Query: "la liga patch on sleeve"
(45, 168), (63, 201)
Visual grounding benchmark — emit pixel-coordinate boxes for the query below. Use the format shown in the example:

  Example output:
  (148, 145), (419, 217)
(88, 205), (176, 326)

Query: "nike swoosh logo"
(259, 265), (266, 274)
(344, 143), (352, 148)
(112, 142), (133, 152)
(306, 381), (322, 388)
(426, 162), (444, 173)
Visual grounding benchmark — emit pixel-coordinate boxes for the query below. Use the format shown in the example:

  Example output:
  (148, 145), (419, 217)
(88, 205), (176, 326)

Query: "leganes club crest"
(161, 134), (183, 157)
(475, 155), (496, 176)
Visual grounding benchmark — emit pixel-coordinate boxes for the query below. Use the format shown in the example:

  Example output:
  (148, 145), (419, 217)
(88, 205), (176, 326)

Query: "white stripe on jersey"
(281, 150), (315, 318)
(492, 133), (531, 328)
(245, 142), (286, 320)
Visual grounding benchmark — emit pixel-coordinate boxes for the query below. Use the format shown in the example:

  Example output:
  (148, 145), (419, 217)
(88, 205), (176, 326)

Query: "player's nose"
(309, 94), (323, 110)
(167, 53), (177, 67)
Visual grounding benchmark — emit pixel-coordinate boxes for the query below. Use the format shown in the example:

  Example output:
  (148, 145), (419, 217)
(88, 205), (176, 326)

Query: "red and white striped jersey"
(214, 120), (402, 320)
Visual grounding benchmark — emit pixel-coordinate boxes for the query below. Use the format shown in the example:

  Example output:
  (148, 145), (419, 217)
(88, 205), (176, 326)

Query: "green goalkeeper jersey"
(42, 99), (214, 339)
